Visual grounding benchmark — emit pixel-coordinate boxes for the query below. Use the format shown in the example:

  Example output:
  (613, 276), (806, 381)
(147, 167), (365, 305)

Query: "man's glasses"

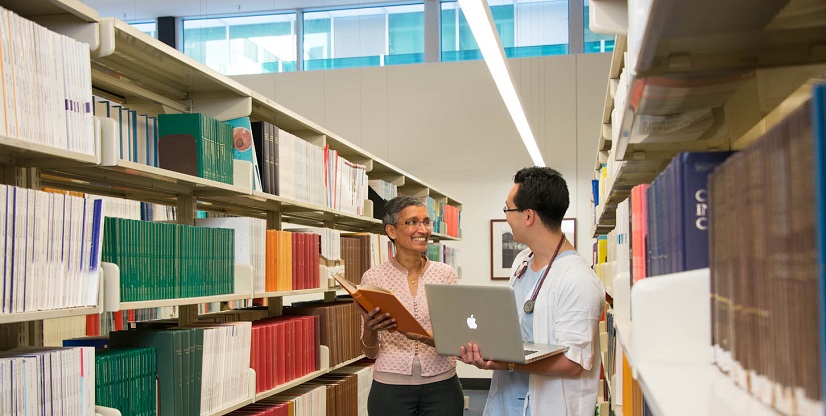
(396, 219), (434, 228)
(503, 205), (521, 213)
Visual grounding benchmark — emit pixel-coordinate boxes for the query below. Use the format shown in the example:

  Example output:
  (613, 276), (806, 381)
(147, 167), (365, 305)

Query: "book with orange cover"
(333, 273), (431, 337)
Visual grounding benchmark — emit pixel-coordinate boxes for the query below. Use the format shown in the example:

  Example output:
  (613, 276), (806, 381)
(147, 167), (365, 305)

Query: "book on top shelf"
(333, 273), (431, 337)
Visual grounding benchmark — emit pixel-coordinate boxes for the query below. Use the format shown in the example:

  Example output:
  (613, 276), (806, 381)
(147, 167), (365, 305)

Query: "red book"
(294, 318), (304, 377)
(275, 321), (286, 385)
(284, 319), (295, 382)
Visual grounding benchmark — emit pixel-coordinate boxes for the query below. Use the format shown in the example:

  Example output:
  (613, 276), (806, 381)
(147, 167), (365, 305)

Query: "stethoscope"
(514, 233), (566, 314)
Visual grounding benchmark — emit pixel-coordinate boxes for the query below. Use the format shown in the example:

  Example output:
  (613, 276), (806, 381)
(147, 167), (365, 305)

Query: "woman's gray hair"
(382, 195), (425, 227)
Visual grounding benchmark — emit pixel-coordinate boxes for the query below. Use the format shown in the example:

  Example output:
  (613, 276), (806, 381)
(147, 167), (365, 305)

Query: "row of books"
(286, 301), (362, 368)
(595, 150), (731, 289)
(598, 86), (826, 414)
(85, 307), (178, 337)
(158, 113), (234, 185)
(283, 225), (342, 265)
(325, 144), (369, 216)
(368, 179), (397, 201)
(227, 364), (372, 416)
(94, 96), (159, 166)
(421, 196), (461, 238)
(710, 95), (822, 414)
(0, 7), (94, 155)
(645, 152), (732, 277)
(102, 217), (235, 301)
(94, 347), (157, 416)
(426, 243), (460, 276)
(340, 233), (392, 286)
(0, 186), (103, 314)
(265, 230), (321, 292)
(103, 322), (253, 416)
(251, 316), (318, 393)
(248, 120), (369, 216)
(0, 346), (96, 415)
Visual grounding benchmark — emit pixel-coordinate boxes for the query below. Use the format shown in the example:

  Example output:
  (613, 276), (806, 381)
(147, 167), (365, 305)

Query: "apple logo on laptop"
(466, 314), (477, 329)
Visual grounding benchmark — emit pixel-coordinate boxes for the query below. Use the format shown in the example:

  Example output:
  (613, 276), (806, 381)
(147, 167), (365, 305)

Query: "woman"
(359, 195), (464, 416)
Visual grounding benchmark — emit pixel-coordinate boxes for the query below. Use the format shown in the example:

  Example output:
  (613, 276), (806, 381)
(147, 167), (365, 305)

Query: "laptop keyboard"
(524, 349), (538, 356)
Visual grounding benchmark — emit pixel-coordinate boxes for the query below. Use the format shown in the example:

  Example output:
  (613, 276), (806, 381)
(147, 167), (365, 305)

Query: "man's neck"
(527, 230), (568, 268)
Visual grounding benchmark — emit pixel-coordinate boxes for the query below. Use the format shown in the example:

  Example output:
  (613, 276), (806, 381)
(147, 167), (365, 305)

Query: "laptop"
(425, 284), (568, 364)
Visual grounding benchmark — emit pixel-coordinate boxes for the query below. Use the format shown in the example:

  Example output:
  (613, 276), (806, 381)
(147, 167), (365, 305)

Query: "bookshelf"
(611, 269), (780, 415)
(0, 0), (462, 414)
(254, 346), (365, 402)
(592, 0), (826, 414)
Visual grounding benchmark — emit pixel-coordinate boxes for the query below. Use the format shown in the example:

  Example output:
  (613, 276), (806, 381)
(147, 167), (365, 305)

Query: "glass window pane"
(583, 3), (615, 53)
(388, 10), (425, 65)
(183, 14), (296, 76)
(303, 4), (424, 71)
(129, 21), (157, 38)
(441, 0), (567, 63)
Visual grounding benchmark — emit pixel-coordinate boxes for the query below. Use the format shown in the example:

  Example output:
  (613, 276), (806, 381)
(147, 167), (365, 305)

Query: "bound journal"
(333, 274), (431, 337)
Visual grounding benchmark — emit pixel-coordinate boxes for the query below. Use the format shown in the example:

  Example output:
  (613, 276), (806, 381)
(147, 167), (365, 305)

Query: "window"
(583, 3), (615, 53)
(303, 4), (425, 71)
(441, 0), (569, 62)
(183, 14), (297, 75)
(129, 21), (157, 38)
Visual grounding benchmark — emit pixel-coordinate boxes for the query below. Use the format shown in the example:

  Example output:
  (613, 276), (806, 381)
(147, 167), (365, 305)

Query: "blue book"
(63, 336), (110, 349)
(812, 83), (826, 404)
(672, 151), (733, 272)
(226, 117), (262, 191)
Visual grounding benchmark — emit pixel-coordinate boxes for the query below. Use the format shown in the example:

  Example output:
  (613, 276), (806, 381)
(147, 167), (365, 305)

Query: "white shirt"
(484, 248), (605, 416)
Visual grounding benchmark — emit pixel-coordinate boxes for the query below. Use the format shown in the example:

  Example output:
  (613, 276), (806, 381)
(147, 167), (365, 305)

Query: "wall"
(233, 52), (610, 377)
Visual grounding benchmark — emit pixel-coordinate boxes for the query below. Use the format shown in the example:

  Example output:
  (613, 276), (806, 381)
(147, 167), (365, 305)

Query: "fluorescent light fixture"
(457, 0), (545, 167)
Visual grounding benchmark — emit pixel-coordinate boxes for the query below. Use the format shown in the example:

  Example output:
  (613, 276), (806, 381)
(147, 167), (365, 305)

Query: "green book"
(157, 113), (234, 184)
(110, 329), (184, 416)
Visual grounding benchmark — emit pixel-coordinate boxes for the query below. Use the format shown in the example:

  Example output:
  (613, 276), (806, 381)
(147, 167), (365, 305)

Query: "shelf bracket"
(188, 93), (252, 122)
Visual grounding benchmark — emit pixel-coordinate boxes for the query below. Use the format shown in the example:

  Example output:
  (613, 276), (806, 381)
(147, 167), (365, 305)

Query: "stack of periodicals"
(0, 185), (104, 314)
(324, 144), (368, 216)
(709, 89), (823, 415)
(101, 217), (235, 301)
(0, 346), (96, 415)
(0, 7), (94, 155)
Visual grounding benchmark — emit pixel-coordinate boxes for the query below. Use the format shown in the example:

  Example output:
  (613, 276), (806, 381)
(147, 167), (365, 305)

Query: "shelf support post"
(179, 305), (198, 326)
(267, 297), (283, 317)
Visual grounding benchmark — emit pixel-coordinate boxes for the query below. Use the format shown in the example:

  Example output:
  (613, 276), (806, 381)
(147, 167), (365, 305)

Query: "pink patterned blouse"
(361, 257), (458, 377)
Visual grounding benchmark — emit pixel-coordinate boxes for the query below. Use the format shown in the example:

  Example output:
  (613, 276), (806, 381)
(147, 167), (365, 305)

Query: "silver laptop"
(425, 284), (568, 364)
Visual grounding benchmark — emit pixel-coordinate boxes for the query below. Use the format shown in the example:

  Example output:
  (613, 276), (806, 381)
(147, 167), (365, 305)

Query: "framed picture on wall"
(491, 218), (577, 280)
(562, 218), (576, 248)
(490, 219), (528, 280)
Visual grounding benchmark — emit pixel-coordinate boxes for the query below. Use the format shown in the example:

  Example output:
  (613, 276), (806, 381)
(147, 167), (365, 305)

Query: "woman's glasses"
(396, 219), (433, 228)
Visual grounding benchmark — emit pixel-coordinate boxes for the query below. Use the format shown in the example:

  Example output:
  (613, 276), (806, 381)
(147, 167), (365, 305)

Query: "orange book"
(333, 273), (431, 337)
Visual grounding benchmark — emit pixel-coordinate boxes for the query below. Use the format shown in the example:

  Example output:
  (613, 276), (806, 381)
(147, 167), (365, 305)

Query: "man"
(460, 167), (605, 416)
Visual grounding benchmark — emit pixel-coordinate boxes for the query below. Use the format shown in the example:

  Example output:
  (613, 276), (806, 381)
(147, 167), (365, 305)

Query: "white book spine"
(0, 185), (6, 314)
(1, 9), (16, 138)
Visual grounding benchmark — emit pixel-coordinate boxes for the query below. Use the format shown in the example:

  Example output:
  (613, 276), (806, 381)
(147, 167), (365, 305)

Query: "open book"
(333, 273), (431, 337)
